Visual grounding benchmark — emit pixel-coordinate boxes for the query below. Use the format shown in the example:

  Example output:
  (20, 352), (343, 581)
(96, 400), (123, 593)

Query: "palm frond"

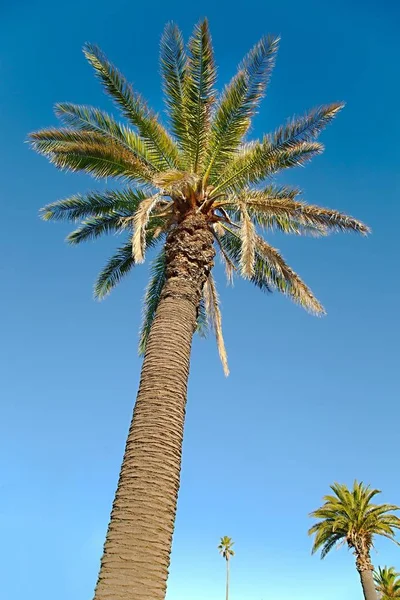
(196, 295), (209, 337)
(31, 130), (151, 182)
(239, 206), (256, 277)
(220, 225), (324, 314)
(183, 19), (216, 172)
(83, 43), (181, 169)
(132, 194), (164, 263)
(220, 188), (370, 236)
(67, 213), (126, 244)
(212, 139), (323, 194)
(204, 35), (279, 181)
(139, 249), (166, 354)
(270, 102), (344, 149)
(94, 239), (135, 299)
(203, 275), (229, 376)
(160, 22), (188, 147)
(54, 103), (157, 173)
(40, 188), (146, 222)
(94, 229), (161, 300)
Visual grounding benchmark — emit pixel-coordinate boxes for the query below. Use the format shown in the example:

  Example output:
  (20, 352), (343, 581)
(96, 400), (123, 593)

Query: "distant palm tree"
(374, 566), (400, 599)
(218, 536), (235, 600)
(30, 18), (369, 600)
(309, 482), (400, 600)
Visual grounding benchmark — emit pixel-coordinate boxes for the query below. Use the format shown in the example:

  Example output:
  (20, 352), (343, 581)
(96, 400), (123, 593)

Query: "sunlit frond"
(132, 194), (165, 263)
(83, 43), (181, 169)
(203, 275), (229, 376)
(239, 206), (256, 277)
(54, 103), (158, 172)
(203, 36), (279, 183)
(160, 22), (188, 147)
(67, 213), (126, 244)
(309, 482), (400, 559)
(40, 188), (146, 222)
(183, 19), (216, 172)
(219, 187), (370, 236)
(212, 139), (323, 194)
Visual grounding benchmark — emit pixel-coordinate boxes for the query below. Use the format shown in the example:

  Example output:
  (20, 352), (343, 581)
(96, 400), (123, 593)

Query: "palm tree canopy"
(30, 19), (369, 374)
(218, 536), (235, 560)
(374, 566), (400, 599)
(309, 481), (400, 559)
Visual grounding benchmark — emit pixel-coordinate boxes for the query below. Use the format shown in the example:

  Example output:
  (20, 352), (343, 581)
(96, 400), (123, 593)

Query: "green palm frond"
(67, 213), (126, 244)
(204, 35), (279, 182)
(29, 128), (108, 154)
(83, 43), (181, 170)
(29, 127), (151, 182)
(219, 187), (370, 236)
(196, 295), (208, 337)
(139, 249), (166, 354)
(218, 225), (324, 313)
(54, 103), (158, 173)
(183, 19), (216, 172)
(40, 188), (146, 222)
(94, 239), (135, 300)
(94, 228), (162, 300)
(212, 140), (323, 194)
(160, 22), (188, 147)
(271, 102), (344, 149)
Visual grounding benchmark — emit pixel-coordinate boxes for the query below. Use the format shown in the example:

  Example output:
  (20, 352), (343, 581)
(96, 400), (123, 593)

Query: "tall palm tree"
(30, 19), (369, 600)
(309, 482), (400, 600)
(218, 536), (235, 600)
(374, 566), (400, 599)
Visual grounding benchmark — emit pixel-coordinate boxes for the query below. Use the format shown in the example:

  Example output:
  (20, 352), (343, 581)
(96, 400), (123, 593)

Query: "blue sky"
(1, 0), (399, 599)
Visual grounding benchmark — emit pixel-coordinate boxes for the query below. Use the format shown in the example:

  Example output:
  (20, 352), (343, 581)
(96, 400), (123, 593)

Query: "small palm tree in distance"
(218, 536), (235, 600)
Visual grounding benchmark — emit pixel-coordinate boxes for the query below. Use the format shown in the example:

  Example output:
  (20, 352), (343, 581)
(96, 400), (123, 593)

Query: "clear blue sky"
(1, 0), (399, 599)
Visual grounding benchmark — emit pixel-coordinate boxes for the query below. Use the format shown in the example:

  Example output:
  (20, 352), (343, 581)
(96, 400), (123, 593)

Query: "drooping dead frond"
(132, 195), (163, 262)
(203, 275), (229, 376)
(239, 206), (256, 278)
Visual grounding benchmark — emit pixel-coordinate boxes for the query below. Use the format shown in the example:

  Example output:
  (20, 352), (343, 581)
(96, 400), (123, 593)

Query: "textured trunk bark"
(93, 213), (215, 600)
(226, 557), (230, 600)
(359, 569), (378, 600)
(356, 553), (378, 600)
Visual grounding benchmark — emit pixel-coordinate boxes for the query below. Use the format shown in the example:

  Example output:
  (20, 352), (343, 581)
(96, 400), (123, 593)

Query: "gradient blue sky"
(1, 1), (399, 599)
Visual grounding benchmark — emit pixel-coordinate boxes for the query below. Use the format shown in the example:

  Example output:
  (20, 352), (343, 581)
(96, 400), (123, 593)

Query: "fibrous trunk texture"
(94, 213), (215, 600)
(356, 554), (378, 600)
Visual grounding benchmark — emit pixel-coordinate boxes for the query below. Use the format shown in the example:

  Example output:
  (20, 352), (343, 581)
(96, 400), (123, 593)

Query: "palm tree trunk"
(226, 557), (230, 600)
(93, 212), (215, 600)
(356, 554), (378, 600)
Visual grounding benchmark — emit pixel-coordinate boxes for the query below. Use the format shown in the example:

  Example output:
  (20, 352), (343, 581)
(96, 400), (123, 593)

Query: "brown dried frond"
(203, 275), (229, 376)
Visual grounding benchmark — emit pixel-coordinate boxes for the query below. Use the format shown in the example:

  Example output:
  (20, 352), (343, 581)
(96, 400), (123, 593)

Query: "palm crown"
(309, 482), (400, 561)
(374, 566), (400, 599)
(218, 536), (235, 560)
(30, 19), (369, 374)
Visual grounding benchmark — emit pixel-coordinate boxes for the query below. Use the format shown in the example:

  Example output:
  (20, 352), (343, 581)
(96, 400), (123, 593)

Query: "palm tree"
(309, 482), (400, 600)
(374, 566), (400, 599)
(30, 19), (369, 600)
(218, 536), (235, 600)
